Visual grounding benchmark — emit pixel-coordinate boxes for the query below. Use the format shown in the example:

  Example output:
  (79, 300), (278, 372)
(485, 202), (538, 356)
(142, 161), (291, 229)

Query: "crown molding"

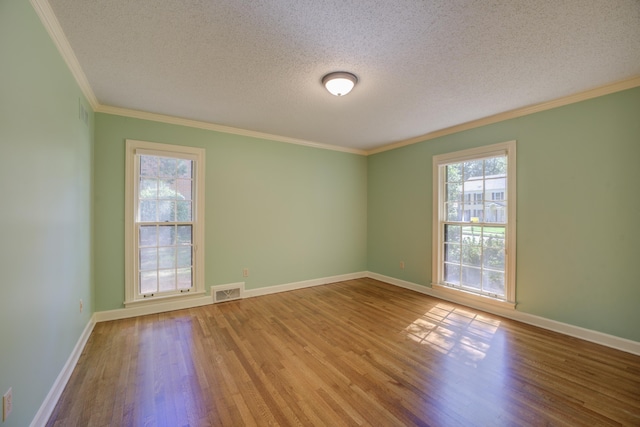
(29, 0), (365, 155)
(95, 105), (368, 155)
(30, 0), (99, 109)
(30, 0), (638, 157)
(367, 75), (640, 155)
(83, 75), (640, 158)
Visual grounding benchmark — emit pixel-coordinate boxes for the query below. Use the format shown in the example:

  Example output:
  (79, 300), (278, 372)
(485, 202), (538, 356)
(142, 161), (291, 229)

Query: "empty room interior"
(1, 0), (640, 425)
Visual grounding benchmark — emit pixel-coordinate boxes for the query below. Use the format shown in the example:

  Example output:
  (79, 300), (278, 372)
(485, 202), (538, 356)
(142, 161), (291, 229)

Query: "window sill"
(431, 283), (516, 311)
(124, 291), (206, 308)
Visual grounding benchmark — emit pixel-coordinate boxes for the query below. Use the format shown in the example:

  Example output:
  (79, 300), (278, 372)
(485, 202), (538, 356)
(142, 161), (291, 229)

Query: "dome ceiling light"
(322, 72), (358, 96)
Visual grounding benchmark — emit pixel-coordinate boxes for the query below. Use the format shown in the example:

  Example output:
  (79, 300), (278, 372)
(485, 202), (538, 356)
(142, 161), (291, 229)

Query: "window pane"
(444, 263), (460, 285)
(446, 183), (461, 202)
(485, 178), (505, 222)
(485, 177), (505, 194)
(159, 158), (177, 177)
(461, 266), (481, 290)
(177, 268), (192, 289)
(176, 179), (192, 200)
(483, 230), (505, 270)
(140, 156), (158, 177)
(177, 247), (192, 267)
(484, 156), (506, 176)
(464, 185), (483, 208)
(140, 271), (157, 294)
(139, 200), (157, 222)
(483, 271), (505, 296)
(177, 226), (192, 244)
(139, 179), (158, 199)
(463, 160), (483, 180)
(177, 159), (192, 178)
(444, 243), (460, 263)
(485, 204), (506, 224)
(158, 225), (175, 246)
(446, 164), (462, 182)
(484, 226), (505, 238)
(461, 226), (482, 268)
(139, 226), (157, 247)
(461, 226), (483, 245)
(158, 201), (176, 222)
(444, 225), (461, 243)
(158, 247), (175, 269)
(159, 269), (176, 292)
(462, 243), (482, 267)
(176, 201), (192, 222)
(158, 179), (176, 199)
(139, 248), (157, 271)
(446, 202), (461, 221)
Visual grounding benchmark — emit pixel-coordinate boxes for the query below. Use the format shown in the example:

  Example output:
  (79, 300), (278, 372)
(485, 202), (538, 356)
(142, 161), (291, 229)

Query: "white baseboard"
(366, 272), (640, 356)
(94, 295), (213, 322)
(243, 272), (367, 298)
(94, 272), (368, 321)
(30, 314), (96, 427)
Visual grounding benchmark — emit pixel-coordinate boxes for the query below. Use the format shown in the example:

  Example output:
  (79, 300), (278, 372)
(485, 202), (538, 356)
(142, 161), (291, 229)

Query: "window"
(125, 140), (205, 306)
(432, 141), (516, 308)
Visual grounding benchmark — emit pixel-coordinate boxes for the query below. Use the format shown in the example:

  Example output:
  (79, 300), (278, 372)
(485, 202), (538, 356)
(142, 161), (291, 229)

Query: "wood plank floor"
(47, 278), (640, 426)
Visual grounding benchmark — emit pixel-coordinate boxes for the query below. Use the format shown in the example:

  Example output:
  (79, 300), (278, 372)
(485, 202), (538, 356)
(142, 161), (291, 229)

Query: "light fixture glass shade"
(322, 72), (357, 96)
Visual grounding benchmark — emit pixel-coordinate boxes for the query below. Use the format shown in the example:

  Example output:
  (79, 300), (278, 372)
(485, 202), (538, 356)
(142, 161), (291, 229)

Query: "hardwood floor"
(47, 278), (640, 426)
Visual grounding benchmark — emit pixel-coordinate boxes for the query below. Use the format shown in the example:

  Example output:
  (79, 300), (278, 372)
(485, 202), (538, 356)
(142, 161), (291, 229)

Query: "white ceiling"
(47, 0), (640, 152)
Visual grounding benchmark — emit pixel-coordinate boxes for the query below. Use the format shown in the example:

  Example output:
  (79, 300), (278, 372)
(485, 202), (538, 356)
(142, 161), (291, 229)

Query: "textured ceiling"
(47, 0), (640, 151)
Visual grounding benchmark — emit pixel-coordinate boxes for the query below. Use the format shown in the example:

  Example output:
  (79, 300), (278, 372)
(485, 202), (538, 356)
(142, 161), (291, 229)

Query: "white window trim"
(124, 139), (206, 307)
(431, 140), (517, 308)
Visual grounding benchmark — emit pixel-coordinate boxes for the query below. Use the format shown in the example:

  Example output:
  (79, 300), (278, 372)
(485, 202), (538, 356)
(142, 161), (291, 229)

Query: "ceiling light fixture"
(322, 72), (358, 96)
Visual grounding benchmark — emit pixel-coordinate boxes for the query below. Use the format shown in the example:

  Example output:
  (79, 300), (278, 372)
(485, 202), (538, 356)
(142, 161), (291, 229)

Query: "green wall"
(2, 0), (639, 423)
(368, 87), (640, 342)
(0, 1), (94, 426)
(94, 114), (368, 311)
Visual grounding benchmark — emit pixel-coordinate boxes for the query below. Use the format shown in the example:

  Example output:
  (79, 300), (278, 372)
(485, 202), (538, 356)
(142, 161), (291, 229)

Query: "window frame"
(431, 140), (516, 309)
(124, 139), (206, 307)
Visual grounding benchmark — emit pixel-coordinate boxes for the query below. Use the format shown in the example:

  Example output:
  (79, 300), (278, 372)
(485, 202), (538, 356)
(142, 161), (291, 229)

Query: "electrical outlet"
(79, 299), (84, 313)
(242, 268), (249, 277)
(3, 387), (12, 421)
(400, 261), (405, 269)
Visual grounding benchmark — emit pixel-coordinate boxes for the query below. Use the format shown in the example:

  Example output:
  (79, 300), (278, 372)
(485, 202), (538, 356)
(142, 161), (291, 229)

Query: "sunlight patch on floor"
(404, 303), (500, 367)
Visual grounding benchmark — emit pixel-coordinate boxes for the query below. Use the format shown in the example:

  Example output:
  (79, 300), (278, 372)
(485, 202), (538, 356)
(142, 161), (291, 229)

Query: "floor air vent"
(212, 283), (244, 303)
